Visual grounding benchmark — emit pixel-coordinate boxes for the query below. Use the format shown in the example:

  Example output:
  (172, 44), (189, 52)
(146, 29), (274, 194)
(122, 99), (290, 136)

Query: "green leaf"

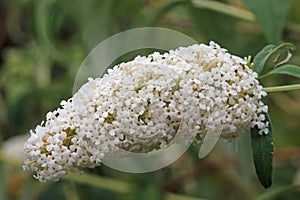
(188, 1), (241, 51)
(253, 45), (276, 74)
(259, 64), (300, 79)
(255, 184), (300, 200)
(253, 43), (295, 75)
(131, 0), (186, 26)
(243, 0), (292, 44)
(250, 112), (274, 189)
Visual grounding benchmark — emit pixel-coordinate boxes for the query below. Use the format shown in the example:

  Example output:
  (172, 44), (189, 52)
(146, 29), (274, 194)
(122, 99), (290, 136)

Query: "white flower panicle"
(23, 41), (268, 182)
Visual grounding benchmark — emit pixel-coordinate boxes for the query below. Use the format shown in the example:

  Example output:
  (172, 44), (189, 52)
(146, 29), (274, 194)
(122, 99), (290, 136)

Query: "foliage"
(243, 0), (292, 44)
(249, 38), (300, 189)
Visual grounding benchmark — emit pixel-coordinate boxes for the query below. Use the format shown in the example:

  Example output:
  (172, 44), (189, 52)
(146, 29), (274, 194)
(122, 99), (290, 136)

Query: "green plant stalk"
(191, 0), (255, 22)
(64, 172), (205, 200)
(191, 0), (300, 33)
(263, 84), (300, 92)
(64, 172), (131, 193)
(0, 150), (203, 200)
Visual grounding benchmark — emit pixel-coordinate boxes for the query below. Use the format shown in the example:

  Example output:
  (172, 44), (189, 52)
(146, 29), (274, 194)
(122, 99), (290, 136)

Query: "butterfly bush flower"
(23, 41), (268, 182)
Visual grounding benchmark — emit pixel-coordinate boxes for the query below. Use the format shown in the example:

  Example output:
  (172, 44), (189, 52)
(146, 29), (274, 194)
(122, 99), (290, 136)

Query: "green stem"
(64, 172), (131, 193)
(263, 84), (300, 92)
(0, 149), (204, 200)
(191, 0), (255, 22)
(64, 172), (205, 200)
(191, 0), (300, 33)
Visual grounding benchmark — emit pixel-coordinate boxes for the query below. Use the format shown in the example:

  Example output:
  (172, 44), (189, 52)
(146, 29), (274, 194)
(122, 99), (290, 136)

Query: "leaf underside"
(253, 43), (295, 75)
(260, 64), (300, 80)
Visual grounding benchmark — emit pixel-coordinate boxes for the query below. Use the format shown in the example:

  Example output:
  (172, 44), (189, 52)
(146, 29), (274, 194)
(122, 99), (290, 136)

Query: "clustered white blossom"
(23, 42), (268, 182)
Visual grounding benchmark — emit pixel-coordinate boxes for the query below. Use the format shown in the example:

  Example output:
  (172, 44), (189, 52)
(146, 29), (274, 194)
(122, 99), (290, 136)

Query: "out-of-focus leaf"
(188, 0), (266, 55)
(189, 2), (238, 46)
(125, 184), (162, 200)
(0, 162), (7, 200)
(243, 0), (292, 44)
(259, 64), (300, 79)
(253, 43), (295, 75)
(250, 112), (274, 189)
(255, 184), (300, 200)
(287, 0), (300, 24)
(132, 0), (186, 26)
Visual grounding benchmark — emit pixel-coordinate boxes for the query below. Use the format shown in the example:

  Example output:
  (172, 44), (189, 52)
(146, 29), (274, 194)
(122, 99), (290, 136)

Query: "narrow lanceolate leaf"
(259, 64), (300, 80)
(253, 43), (295, 75)
(250, 112), (273, 188)
(253, 45), (276, 74)
(243, 0), (292, 44)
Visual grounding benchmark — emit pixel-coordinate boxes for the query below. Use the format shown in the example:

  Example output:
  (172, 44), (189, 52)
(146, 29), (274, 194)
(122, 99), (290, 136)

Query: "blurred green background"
(1, 0), (300, 199)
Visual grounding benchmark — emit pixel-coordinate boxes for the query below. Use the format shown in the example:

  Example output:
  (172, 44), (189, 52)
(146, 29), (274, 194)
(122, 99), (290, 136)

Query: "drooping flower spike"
(23, 42), (268, 182)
